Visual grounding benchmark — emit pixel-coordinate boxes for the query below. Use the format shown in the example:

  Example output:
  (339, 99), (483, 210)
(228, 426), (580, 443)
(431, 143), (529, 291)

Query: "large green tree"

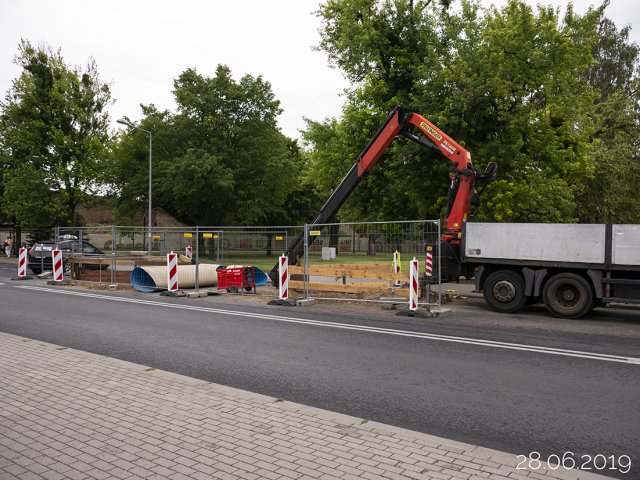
(575, 17), (640, 223)
(0, 40), (112, 228)
(111, 65), (314, 226)
(307, 0), (638, 225)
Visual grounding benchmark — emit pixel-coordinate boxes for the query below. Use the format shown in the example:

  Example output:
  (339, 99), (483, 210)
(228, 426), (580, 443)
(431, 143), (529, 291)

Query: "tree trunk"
(329, 224), (339, 255)
(367, 234), (378, 256)
(266, 233), (273, 256)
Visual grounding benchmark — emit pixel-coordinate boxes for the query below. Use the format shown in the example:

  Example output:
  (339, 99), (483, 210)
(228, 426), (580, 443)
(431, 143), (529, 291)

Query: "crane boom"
(268, 106), (495, 283)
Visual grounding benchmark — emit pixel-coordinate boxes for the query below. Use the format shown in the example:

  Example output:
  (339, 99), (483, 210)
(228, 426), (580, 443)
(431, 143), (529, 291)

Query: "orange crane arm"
(269, 106), (494, 281)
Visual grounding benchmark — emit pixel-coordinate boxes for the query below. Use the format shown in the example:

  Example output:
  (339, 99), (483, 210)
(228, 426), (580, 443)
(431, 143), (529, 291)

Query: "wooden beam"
(289, 265), (407, 282)
(290, 280), (410, 296)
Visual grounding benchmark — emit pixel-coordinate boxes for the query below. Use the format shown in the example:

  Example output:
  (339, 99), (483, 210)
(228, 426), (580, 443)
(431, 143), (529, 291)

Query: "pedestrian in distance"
(4, 237), (11, 257)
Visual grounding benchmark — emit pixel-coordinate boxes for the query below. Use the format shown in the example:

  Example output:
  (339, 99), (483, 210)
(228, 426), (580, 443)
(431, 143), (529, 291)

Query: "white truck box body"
(612, 225), (640, 266)
(464, 223), (606, 264)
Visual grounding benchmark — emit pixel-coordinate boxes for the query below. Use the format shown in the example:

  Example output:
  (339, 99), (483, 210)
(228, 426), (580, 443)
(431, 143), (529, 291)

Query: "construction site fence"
(300, 220), (442, 308)
(24, 222), (441, 308)
(54, 225), (305, 272)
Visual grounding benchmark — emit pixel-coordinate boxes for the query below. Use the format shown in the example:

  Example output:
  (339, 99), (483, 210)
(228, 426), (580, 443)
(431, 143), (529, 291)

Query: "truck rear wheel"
(543, 273), (593, 319)
(483, 270), (526, 313)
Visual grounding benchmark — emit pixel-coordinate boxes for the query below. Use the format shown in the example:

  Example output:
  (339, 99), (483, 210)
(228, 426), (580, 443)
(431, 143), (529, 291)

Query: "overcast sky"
(0, 0), (637, 140)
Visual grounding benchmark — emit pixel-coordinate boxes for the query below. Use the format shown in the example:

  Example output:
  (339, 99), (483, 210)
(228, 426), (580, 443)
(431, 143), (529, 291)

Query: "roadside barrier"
(52, 249), (64, 282)
(18, 248), (27, 277)
(410, 257), (419, 312)
(186, 245), (192, 259)
(279, 254), (289, 301)
(167, 252), (178, 292)
(425, 248), (433, 278)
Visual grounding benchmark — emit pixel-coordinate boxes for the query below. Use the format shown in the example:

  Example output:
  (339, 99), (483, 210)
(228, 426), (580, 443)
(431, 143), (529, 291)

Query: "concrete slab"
(186, 291), (208, 298)
(296, 298), (317, 307)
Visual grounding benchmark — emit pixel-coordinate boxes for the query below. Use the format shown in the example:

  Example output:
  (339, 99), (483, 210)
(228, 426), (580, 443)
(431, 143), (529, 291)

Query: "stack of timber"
(289, 262), (410, 296)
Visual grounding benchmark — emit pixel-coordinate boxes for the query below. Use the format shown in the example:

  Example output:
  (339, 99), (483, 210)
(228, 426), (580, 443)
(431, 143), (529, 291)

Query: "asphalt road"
(1, 265), (639, 479)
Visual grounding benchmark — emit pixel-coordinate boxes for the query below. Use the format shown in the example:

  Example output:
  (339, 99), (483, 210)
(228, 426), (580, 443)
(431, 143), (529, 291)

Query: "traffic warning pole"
(17, 247), (27, 277)
(11, 246), (33, 281)
(167, 251), (178, 292)
(279, 254), (289, 301)
(409, 257), (419, 312)
(425, 245), (433, 308)
(393, 250), (401, 274)
(52, 249), (64, 282)
(185, 245), (193, 260)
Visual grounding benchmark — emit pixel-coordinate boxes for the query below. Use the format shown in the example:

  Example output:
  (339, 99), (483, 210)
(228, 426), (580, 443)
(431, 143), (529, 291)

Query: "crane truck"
(270, 106), (640, 319)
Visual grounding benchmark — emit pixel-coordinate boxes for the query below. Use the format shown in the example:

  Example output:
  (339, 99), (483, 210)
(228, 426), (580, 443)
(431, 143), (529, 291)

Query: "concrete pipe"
(130, 264), (271, 292)
(130, 264), (223, 292)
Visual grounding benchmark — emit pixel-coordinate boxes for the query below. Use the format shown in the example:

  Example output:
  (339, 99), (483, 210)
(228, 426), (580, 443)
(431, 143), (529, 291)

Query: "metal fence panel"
(30, 222), (441, 308)
(301, 220), (441, 308)
(56, 225), (305, 283)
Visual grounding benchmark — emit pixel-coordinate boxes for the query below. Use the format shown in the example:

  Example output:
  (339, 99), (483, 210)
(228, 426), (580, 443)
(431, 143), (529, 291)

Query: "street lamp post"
(117, 117), (153, 256)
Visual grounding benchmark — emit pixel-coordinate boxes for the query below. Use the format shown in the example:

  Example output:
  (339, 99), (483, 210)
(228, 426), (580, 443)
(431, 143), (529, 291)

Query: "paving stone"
(0, 332), (612, 480)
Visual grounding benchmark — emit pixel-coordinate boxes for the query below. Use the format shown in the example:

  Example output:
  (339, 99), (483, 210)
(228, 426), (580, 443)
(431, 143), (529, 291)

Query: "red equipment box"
(217, 266), (256, 293)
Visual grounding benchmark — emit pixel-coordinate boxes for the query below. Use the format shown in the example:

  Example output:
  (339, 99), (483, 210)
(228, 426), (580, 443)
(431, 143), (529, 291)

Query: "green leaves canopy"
(0, 40), (112, 227)
(307, 0), (640, 225)
(111, 65), (307, 226)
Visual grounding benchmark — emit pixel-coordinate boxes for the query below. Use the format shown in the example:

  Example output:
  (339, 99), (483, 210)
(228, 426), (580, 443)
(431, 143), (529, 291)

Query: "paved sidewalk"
(0, 333), (609, 480)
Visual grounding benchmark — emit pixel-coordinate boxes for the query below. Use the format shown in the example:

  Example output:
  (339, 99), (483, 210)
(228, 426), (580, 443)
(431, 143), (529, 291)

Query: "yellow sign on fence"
(275, 236), (284, 241)
(152, 235), (160, 240)
(203, 233), (213, 238)
(310, 231), (321, 236)
(183, 233), (193, 238)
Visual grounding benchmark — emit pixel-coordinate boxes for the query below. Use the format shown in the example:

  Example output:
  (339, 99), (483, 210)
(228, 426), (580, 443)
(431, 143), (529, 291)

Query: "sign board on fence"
(203, 233), (213, 238)
(275, 236), (284, 241)
(152, 235), (161, 239)
(310, 231), (321, 236)
(183, 233), (193, 238)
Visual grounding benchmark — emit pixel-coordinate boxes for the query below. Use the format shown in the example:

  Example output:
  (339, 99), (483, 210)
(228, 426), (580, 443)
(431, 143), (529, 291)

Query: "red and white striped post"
(167, 251), (178, 292)
(409, 257), (419, 312)
(18, 247), (27, 277)
(425, 247), (433, 278)
(185, 245), (193, 259)
(52, 249), (63, 282)
(425, 246), (434, 308)
(278, 254), (289, 301)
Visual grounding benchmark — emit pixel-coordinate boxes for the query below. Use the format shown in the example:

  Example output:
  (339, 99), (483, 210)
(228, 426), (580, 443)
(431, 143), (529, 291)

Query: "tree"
(308, 0), (632, 225)
(111, 65), (311, 227)
(585, 16), (639, 102)
(0, 40), (112, 228)
(574, 16), (640, 223)
(1, 163), (57, 227)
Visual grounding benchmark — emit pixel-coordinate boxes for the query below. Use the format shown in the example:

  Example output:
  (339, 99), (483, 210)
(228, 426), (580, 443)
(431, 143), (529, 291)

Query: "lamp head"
(116, 116), (133, 127)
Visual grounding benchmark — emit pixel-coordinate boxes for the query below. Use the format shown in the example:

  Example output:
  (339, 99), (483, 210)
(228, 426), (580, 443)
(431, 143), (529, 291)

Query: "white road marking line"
(14, 285), (640, 366)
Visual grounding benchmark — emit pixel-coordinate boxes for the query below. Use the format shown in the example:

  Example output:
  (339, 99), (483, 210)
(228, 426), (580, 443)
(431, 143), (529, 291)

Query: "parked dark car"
(28, 238), (104, 275)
